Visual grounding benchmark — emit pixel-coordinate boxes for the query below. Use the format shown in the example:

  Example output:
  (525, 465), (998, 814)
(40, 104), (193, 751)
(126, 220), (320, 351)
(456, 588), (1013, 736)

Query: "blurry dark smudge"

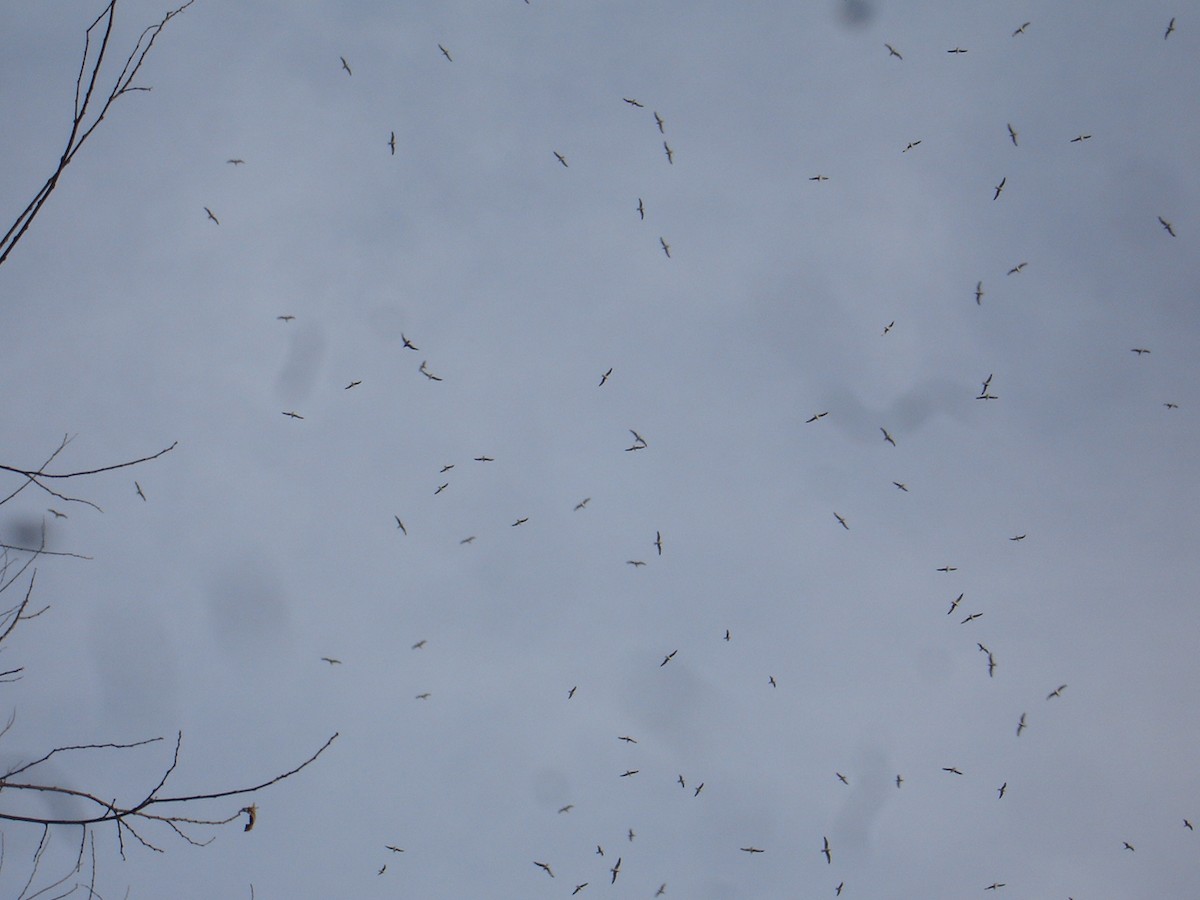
(205, 556), (290, 655)
(274, 324), (326, 403)
(837, 0), (875, 27)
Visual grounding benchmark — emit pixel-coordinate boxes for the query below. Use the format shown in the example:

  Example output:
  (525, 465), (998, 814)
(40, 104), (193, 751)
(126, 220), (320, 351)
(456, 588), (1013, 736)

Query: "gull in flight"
(1007, 123), (1018, 146)
(975, 281), (985, 304)
(389, 131), (396, 155)
(1046, 684), (1067, 699)
(880, 427), (896, 446)
(623, 97), (643, 107)
(227, 158), (245, 165)
(419, 360), (443, 381)
(1007, 261), (1027, 275)
(660, 237), (671, 257)
(340, 56), (352, 75)
(438, 44), (453, 61)
(822, 837), (832, 864)
(534, 861), (554, 878)
(1158, 216), (1176, 237)
(412, 639), (426, 649)
(885, 43), (903, 59)
(1070, 134), (1092, 143)
(204, 207), (219, 224)
(661, 649), (678, 666)
(395, 517), (406, 534)
(553, 151), (568, 167)
(401, 333), (419, 350)
(654, 111), (664, 133)
(833, 512), (849, 530)
(281, 411), (304, 419)
(574, 498), (591, 510)
(1013, 21), (1030, 35)
(600, 367), (613, 386)
(894, 481), (909, 491)
(663, 141), (674, 164)
(993, 177), (1006, 200)
(1016, 713), (1027, 736)
(807, 411), (828, 423)
(1165, 17), (1175, 39)
(277, 315), (295, 322)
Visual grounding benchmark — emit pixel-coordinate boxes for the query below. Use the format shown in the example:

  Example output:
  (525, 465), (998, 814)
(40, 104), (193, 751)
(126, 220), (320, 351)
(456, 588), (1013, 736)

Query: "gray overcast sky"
(2, 1), (1199, 897)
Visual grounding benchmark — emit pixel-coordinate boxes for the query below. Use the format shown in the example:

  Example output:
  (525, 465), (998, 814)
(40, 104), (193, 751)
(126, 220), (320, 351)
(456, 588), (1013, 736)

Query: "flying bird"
(942, 767), (963, 775)
(1123, 842), (1135, 852)
(809, 175), (829, 182)
(438, 44), (452, 61)
(339, 56), (352, 75)
(1185, 819), (1194, 830)
(660, 237), (671, 257)
(1165, 17), (1176, 39)
(993, 177), (1006, 200)
(135, 481), (146, 501)
(655, 531), (663, 555)
(1046, 684), (1067, 699)
(998, 782), (1007, 799)
(575, 498), (591, 510)
(626, 560), (646, 567)
(558, 804), (573, 814)
(741, 846), (764, 854)
(629, 429), (648, 448)
(385, 845), (404, 853)
(961, 613), (982, 624)
(419, 360), (443, 381)
(1013, 21), (1031, 35)
(656, 885), (666, 897)
(534, 861), (554, 877)
(434, 483), (448, 495)
(833, 512), (849, 530)
(903, 140), (921, 152)
(1010, 534), (1026, 541)
(204, 207), (219, 224)
(1016, 713), (1027, 736)
(440, 464), (454, 473)
(768, 675), (776, 687)
(663, 141), (674, 164)
(1007, 123), (1018, 146)
(401, 333), (418, 350)
(600, 367), (613, 386)
(1131, 348), (1151, 355)
(1164, 402), (1179, 409)
(623, 97), (644, 107)
(512, 517), (529, 527)
(628, 828), (635, 842)
(1007, 262), (1027, 275)
(883, 320), (895, 334)
(894, 481), (909, 492)
(975, 281), (985, 304)
(395, 517), (406, 534)
(807, 411), (829, 423)
(277, 315), (295, 321)
(47, 508), (66, 519)
(654, 111), (664, 132)
(724, 629), (731, 641)
(459, 535), (476, 544)
(678, 774), (686, 788)
(415, 692), (431, 699)
(947, 46), (968, 53)
(1158, 216), (1176, 236)
(636, 198), (644, 220)
(618, 735), (638, 743)
(881, 427), (896, 446)
(822, 837), (832, 864)
(836, 772), (849, 785)
(987, 654), (997, 677)
(573, 885), (588, 896)
(661, 650), (678, 666)
(411, 639), (426, 649)
(226, 158), (245, 165)
(985, 884), (1006, 892)
(475, 455), (495, 462)
(344, 380), (361, 390)
(610, 857), (621, 883)
(281, 411), (304, 419)
(388, 131), (396, 155)
(836, 883), (844, 896)
(1070, 134), (1092, 142)
(896, 774), (904, 788)
(694, 782), (704, 796)
(937, 565), (957, 572)
(378, 865), (386, 876)
(553, 151), (568, 168)
(567, 686), (576, 698)
(947, 593), (964, 615)
(885, 43), (903, 59)
(321, 657), (342, 665)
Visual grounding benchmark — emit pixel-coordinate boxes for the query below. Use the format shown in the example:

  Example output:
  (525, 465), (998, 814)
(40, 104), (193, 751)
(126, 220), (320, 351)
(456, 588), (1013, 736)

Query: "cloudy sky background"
(1, 1), (1198, 896)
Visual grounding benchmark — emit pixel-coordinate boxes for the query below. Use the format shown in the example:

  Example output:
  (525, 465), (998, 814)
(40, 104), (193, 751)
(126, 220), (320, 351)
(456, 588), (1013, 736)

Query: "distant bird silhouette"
(975, 281), (985, 304)
(388, 131), (396, 155)
(135, 481), (146, 501)
(554, 151), (568, 167)
(1164, 402), (1179, 409)
(678, 774), (686, 788)
(883, 320), (895, 334)
(1010, 534), (1026, 541)
(1185, 819), (1194, 830)
(1158, 216), (1176, 237)
(1070, 134), (1092, 142)
(440, 464), (454, 473)
(885, 43), (903, 59)
(385, 845), (404, 853)
(204, 207), (219, 224)
(807, 411), (829, 423)
(395, 517), (406, 534)
(573, 884), (588, 895)
(626, 560), (646, 567)
(460, 535), (476, 544)
(434, 483), (448, 495)
(1007, 123), (1018, 146)
(961, 613), (982, 624)
(281, 411), (304, 419)
(568, 686), (576, 698)
(438, 44), (452, 61)
(623, 97), (643, 107)
(833, 512), (849, 530)
(340, 56), (352, 75)
(512, 517), (529, 527)
(419, 360), (443, 381)
(344, 380), (361, 390)
(947, 46), (968, 54)
(412, 639), (426, 649)
(903, 140), (921, 152)
(628, 429), (648, 449)
(655, 531), (663, 555)
(985, 884), (1005, 891)
(415, 692), (431, 700)
(610, 857), (621, 883)
(741, 846), (764, 854)
(942, 767), (963, 775)
(575, 498), (591, 510)
(401, 333), (418, 350)
(661, 650), (677, 666)
(475, 455), (495, 462)
(947, 593), (963, 615)
(1131, 348), (1151, 355)
(1046, 684), (1067, 699)
(227, 158), (245, 165)
(894, 481), (909, 492)
(993, 177), (1006, 200)
(693, 782), (704, 796)
(321, 657), (342, 665)
(654, 112), (664, 133)
(600, 367), (613, 386)
(656, 885), (666, 897)
(768, 675), (776, 687)
(1123, 842), (1135, 852)
(822, 837), (832, 864)
(881, 427), (896, 446)
(998, 782), (1007, 799)
(724, 629), (731, 641)
(1016, 712), (1027, 736)
(534, 861), (554, 877)
(663, 141), (674, 164)
(558, 804), (573, 814)
(628, 828), (635, 842)
(1165, 17), (1176, 39)
(1013, 21), (1031, 35)
(809, 175), (829, 182)
(937, 565), (958, 572)
(660, 237), (671, 257)
(277, 315), (295, 322)
(896, 774), (904, 788)
(47, 508), (66, 519)
(618, 734), (637, 743)
(1007, 262), (1027, 275)
(836, 772), (849, 785)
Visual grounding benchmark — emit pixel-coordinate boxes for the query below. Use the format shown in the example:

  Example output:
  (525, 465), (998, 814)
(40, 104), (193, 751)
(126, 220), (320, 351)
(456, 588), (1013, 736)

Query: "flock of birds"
(142, 8), (1194, 897)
